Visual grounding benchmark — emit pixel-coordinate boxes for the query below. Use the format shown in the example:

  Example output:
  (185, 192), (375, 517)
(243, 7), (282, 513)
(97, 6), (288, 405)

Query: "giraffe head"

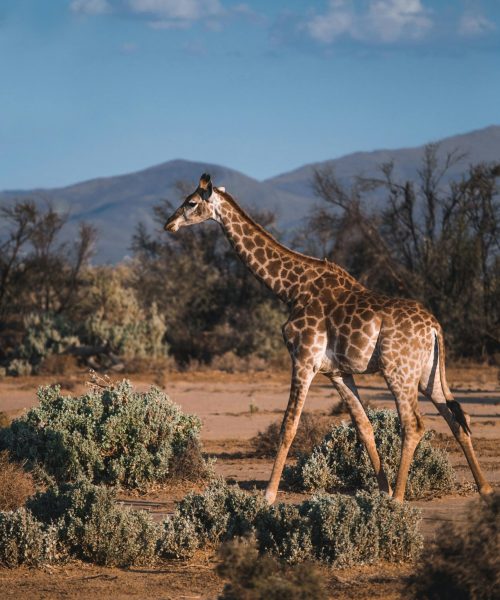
(164, 173), (222, 232)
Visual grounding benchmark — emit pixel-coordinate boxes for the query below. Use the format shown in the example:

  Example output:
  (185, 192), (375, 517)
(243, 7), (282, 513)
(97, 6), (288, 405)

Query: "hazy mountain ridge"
(1, 126), (498, 263)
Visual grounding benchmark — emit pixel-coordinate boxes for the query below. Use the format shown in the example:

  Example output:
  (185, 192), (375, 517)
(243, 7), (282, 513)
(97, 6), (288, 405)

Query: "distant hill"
(0, 160), (308, 263)
(1, 125), (498, 263)
(266, 125), (500, 200)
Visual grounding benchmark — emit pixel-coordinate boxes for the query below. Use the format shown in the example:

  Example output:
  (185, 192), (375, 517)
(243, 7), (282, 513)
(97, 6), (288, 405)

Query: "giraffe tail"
(435, 328), (471, 435)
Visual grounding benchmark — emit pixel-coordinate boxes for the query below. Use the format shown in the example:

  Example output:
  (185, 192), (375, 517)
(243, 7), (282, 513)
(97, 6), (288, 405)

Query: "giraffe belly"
(323, 321), (381, 374)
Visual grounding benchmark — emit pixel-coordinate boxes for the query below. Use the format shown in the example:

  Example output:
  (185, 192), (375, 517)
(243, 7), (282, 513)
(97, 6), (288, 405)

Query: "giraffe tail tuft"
(446, 400), (471, 436)
(435, 328), (471, 436)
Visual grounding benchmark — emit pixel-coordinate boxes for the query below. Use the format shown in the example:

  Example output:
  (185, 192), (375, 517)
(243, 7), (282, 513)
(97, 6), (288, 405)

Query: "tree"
(307, 146), (500, 359)
(131, 195), (286, 365)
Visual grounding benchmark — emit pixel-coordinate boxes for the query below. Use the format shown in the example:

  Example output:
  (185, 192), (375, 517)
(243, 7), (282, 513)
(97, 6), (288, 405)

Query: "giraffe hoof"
(264, 489), (277, 505)
(480, 483), (494, 496)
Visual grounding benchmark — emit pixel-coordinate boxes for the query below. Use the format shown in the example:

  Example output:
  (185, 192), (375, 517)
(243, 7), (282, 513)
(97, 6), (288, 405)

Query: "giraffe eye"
(187, 199), (197, 207)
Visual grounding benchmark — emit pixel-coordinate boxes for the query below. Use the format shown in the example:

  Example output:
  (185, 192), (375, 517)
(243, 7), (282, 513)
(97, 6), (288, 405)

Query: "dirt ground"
(0, 364), (499, 599)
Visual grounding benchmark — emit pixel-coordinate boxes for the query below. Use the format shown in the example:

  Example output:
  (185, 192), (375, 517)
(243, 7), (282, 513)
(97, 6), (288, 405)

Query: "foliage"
(6, 359), (32, 377)
(0, 203), (168, 372)
(157, 513), (199, 559)
(81, 265), (167, 359)
(29, 481), (159, 567)
(0, 508), (59, 567)
(131, 202), (287, 366)
(1, 380), (208, 489)
(177, 478), (269, 546)
(309, 153), (500, 359)
(284, 409), (456, 499)
(3, 477), (421, 569)
(0, 451), (35, 511)
(12, 313), (80, 375)
(0, 201), (95, 366)
(408, 493), (500, 600)
(173, 479), (422, 566)
(217, 535), (328, 600)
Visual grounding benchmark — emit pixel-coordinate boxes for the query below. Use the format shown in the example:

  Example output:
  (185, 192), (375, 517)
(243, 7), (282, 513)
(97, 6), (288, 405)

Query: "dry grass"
(38, 354), (78, 376)
(168, 437), (211, 483)
(123, 356), (174, 374)
(0, 411), (10, 429)
(252, 412), (333, 458)
(0, 451), (35, 511)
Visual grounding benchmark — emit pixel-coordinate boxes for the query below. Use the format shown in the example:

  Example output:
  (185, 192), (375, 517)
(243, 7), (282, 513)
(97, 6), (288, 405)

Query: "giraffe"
(164, 173), (493, 504)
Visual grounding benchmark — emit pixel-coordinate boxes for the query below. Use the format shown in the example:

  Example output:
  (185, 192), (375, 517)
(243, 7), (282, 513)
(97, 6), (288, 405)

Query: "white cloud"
(306, 0), (354, 44)
(458, 12), (496, 37)
(368, 0), (432, 42)
(68, 0), (266, 31)
(304, 0), (433, 45)
(128, 0), (222, 23)
(70, 0), (111, 15)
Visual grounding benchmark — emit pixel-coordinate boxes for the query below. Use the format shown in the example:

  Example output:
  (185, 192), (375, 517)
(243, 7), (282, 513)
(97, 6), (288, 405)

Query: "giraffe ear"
(216, 186), (225, 193)
(198, 173), (213, 201)
(199, 173), (211, 188)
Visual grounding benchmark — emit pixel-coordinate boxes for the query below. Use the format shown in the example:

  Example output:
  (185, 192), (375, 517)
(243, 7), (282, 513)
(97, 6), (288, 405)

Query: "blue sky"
(1, 0), (499, 189)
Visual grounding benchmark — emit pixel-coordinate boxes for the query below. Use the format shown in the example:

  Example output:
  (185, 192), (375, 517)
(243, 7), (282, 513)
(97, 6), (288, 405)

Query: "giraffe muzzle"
(164, 217), (180, 232)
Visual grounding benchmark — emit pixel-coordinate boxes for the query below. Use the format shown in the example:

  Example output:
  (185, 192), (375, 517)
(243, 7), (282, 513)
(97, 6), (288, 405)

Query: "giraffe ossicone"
(165, 173), (493, 504)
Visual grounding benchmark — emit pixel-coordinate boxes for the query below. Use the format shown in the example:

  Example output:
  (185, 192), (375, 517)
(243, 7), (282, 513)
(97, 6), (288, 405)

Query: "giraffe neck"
(213, 191), (342, 304)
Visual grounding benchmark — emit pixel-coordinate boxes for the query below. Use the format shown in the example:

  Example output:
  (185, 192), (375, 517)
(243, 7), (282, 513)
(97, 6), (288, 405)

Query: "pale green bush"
(10, 478), (421, 568)
(29, 481), (159, 567)
(0, 508), (60, 567)
(1, 381), (208, 489)
(157, 514), (199, 559)
(284, 409), (456, 499)
(82, 266), (167, 358)
(178, 478), (269, 545)
(9, 313), (80, 375)
(6, 358), (33, 377)
(173, 479), (422, 566)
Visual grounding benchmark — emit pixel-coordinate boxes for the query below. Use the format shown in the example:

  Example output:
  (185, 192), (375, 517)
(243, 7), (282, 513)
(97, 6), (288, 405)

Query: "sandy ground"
(0, 365), (499, 599)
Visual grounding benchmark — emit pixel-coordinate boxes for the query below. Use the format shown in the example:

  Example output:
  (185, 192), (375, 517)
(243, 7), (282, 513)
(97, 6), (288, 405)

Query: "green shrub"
(177, 478), (269, 545)
(1, 380), (208, 489)
(173, 479), (422, 566)
(157, 514), (199, 559)
(303, 492), (421, 565)
(12, 313), (80, 375)
(0, 508), (59, 567)
(29, 481), (159, 567)
(284, 409), (457, 499)
(6, 358), (32, 377)
(408, 493), (500, 600)
(217, 535), (328, 600)
(82, 266), (167, 359)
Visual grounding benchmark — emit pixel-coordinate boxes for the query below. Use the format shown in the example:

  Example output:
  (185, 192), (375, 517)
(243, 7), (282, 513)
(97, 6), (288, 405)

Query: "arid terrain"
(0, 364), (499, 599)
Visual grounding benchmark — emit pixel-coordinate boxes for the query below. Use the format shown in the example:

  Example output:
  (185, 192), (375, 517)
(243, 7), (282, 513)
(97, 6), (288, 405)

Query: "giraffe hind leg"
(421, 377), (493, 495)
(383, 371), (425, 502)
(328, 374), (392, 495)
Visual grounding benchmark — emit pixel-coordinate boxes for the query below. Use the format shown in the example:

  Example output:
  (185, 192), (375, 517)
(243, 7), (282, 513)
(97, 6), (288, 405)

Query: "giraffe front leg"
(265, 361), (315, 505)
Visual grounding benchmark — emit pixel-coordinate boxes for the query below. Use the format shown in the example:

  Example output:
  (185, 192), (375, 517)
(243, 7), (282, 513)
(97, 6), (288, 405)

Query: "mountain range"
(1, 125), (499, 263)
